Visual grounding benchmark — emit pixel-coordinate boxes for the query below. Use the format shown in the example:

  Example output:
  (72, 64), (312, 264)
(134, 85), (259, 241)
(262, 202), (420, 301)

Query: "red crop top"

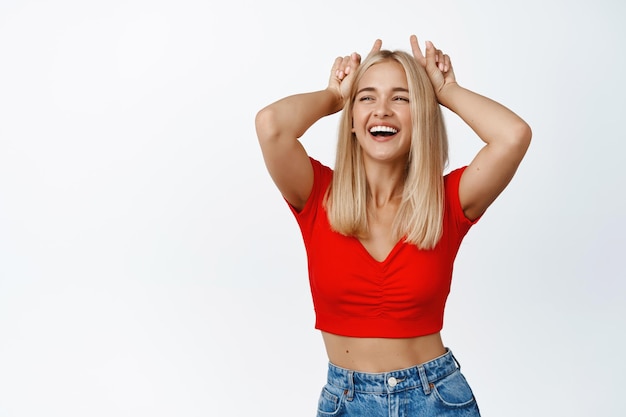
(288, 158), (478, 338)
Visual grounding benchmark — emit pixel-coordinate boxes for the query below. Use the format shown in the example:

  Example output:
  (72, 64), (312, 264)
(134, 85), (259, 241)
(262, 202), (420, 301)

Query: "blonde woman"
(255, 35), (531, 417)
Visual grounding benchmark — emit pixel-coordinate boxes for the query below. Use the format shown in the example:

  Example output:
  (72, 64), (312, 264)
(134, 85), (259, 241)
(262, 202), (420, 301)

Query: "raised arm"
(410, 35), (532, 221)
(255, 52), (363, 211)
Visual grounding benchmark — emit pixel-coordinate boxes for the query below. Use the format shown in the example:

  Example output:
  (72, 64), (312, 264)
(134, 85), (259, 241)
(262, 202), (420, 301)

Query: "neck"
(363, 159), (407, 208)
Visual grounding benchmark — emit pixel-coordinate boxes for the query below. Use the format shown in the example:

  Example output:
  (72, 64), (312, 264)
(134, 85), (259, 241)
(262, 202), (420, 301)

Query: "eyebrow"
(356, 87), (409, 95)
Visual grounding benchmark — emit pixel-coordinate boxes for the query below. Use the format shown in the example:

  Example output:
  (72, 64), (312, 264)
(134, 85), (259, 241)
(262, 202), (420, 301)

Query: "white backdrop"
(1, 0), (624, 416)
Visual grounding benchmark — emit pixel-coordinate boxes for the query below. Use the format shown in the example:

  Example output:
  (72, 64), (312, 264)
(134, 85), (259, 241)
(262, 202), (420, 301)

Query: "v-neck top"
(288, 158), (478, 338)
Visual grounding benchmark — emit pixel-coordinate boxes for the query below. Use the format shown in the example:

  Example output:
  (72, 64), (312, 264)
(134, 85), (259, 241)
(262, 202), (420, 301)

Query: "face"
(351, 60), (412, 165)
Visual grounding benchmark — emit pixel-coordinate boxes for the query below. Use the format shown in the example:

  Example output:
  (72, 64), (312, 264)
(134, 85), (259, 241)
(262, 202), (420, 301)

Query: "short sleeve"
(444, 166), (480, 236)
(286, 158), (333, 229)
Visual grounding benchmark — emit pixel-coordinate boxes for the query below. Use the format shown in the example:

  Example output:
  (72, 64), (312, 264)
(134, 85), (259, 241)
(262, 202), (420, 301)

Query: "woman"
(255, 35), (531, 416)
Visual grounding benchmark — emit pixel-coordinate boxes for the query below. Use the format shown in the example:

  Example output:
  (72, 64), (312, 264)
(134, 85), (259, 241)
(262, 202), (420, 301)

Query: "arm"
(438, 82), (531, 221)
(410, 36), (532, 221)
(255, 53), (363, 211)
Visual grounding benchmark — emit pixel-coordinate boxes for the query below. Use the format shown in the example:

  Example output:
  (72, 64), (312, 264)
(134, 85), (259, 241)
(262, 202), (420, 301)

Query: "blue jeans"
(317, 348), (480, 417)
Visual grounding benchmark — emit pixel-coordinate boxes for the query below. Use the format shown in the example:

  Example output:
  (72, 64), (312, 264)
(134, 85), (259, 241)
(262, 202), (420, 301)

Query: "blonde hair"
(325, 50), (449, 250)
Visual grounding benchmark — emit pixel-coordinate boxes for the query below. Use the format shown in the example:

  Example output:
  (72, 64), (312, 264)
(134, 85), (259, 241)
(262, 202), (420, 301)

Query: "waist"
(326, 348), (459, 393)
(322, 331), (446, 373)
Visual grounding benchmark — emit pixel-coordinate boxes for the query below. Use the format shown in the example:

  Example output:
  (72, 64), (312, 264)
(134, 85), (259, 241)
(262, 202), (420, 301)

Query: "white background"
(1, 0), (624, 416)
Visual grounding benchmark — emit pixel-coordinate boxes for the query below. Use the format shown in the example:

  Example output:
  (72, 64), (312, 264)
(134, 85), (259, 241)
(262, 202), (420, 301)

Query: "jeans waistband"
(326, 348), (459, 396)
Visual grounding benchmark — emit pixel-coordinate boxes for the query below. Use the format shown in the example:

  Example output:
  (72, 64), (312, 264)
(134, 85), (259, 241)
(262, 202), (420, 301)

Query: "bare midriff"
(322, 331), (446, 373)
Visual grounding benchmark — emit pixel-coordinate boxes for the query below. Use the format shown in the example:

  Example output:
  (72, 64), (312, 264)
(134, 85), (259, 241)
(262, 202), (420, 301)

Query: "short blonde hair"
(325, 50), (449, 250)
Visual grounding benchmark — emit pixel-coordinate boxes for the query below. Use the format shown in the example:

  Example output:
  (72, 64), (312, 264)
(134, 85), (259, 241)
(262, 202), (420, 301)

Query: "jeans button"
(387, 377), (398, 387)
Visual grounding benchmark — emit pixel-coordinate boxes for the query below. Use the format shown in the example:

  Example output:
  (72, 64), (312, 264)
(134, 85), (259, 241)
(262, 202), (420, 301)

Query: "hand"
(327, 39), (383, 104)
(328, 52), (360, 103)
(409, 35), (457, 95)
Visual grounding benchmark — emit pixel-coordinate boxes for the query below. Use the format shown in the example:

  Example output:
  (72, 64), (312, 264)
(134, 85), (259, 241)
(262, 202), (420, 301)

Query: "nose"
(374, 100), (392, 117)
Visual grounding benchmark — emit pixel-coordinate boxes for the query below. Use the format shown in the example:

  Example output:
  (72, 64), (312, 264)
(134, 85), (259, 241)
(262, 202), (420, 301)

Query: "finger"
(341, 55), (351, 75)
(345, 52), (360, 75)
(332, 56), (342, 72)
(366, 39), (382, 59)
(410, 35), (425, 65)
(332, 56), (343, 79)
(425, 40), (438, 69)
(443, 54), (451, 73)
(336, 55), (353, 79)
(437, 50), (445, 71)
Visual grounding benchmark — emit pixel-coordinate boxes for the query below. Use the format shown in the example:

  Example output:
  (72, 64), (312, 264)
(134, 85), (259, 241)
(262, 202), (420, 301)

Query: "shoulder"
(288, 157), (333, 217)
(310, 157), (333, 183)
(444, 166), (479, 229)
(308, 157), (334, 196)
(444, 166), (466, 188)
(444, 166), (467, 204)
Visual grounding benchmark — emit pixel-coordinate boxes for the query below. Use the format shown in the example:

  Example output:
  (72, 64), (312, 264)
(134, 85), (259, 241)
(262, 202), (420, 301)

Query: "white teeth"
(369, 126), (398, 134)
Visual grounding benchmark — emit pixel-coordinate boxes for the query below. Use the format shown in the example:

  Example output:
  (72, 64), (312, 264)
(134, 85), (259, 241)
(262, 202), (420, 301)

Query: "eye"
(358, 96), (374, 102)
(393, 96), (410, 103)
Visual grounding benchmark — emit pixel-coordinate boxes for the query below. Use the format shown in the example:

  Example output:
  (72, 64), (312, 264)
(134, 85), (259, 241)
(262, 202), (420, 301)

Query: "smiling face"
(351, 60), (413, 166)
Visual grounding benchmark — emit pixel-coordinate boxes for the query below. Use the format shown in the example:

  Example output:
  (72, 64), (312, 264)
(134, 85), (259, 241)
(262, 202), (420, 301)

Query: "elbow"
(509, 119), (532, 155)
(519, 120), (532, 147)
(255, 106), (281, 145)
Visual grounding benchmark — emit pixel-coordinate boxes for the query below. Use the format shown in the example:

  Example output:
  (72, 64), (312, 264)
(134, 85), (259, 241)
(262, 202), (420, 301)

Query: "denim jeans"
(316, 348), (480, 417)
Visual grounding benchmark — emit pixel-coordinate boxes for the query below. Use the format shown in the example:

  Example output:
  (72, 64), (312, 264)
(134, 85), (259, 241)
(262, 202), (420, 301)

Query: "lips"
(368, 125), (398, 141)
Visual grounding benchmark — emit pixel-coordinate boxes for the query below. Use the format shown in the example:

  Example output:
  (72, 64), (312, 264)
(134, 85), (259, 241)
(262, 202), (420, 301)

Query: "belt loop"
(346, 370), (354, 401)
(417, 365), (431, 395)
